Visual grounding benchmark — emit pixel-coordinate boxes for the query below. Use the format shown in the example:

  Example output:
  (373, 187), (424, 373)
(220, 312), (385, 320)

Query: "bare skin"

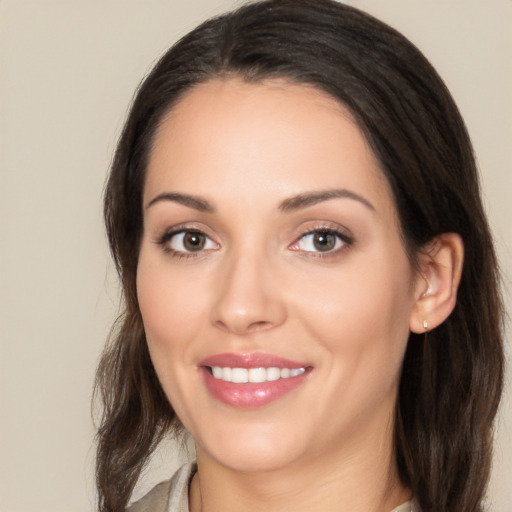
(137, 79), (463, 512)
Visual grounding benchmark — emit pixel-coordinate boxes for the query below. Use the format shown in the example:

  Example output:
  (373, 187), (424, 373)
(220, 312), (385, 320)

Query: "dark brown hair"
(95, 1), (504, 511)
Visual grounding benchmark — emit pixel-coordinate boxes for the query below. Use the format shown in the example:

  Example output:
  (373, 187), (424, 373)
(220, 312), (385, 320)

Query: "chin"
(196, 423), (308, 473)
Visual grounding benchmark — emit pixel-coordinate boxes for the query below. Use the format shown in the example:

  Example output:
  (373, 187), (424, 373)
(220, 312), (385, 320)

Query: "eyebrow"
(145, 188), (375, 214)
(279, 189), (375, 212)
(145, 192), (215, 212)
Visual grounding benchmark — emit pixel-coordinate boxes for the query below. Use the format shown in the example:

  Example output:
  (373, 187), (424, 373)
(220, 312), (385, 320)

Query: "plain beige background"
(0, 1), (510, 511)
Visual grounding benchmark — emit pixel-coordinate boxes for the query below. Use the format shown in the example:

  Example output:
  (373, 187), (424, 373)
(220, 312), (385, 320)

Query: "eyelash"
(156, 228), (217, 259)
(155, 225), (353, 259)
(290, 226), (353, 258)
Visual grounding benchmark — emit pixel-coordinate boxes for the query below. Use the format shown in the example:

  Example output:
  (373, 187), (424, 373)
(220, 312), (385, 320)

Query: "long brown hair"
(95, 1), (504, 510)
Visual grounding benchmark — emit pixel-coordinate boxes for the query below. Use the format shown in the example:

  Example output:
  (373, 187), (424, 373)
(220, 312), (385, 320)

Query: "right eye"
(295, 230), (347, 253)
(159, 230), (218, 254)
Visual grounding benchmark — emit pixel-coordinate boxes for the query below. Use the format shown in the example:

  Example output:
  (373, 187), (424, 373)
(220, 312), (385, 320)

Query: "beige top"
(127, 462), (421, 512)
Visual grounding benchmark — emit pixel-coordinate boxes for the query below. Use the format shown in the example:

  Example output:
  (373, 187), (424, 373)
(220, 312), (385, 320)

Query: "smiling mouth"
(209, 366), (307, 383)
(200, 354), (311, 407)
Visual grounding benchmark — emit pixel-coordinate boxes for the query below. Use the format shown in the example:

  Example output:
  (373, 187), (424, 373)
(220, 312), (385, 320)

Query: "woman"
(95, 1), (504, 511)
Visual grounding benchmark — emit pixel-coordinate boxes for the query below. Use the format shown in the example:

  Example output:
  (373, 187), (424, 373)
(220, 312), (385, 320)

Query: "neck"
(189, 425), (410, 512)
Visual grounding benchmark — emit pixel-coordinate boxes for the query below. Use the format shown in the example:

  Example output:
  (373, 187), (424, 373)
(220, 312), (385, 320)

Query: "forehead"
(145, 78), (393, 214)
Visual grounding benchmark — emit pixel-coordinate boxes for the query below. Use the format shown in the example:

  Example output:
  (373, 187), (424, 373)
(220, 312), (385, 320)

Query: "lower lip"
(201, 367), (309, 408)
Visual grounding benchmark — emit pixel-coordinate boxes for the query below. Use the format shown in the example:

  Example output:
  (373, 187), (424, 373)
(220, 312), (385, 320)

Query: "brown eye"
(163, 230), (218, 254)
(312, 232), (337, 252)
(183, 232), (206, 251)
(295, 229), (350, 253)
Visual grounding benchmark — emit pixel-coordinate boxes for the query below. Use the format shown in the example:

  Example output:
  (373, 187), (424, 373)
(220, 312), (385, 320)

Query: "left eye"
(166, 230), (218, 253)
(295, 230), (347, 253)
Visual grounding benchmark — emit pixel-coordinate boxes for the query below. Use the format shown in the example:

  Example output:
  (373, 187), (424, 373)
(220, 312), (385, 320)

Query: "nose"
(210, 249), (287, 335)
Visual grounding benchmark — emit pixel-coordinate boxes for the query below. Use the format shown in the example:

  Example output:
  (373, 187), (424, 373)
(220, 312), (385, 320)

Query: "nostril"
(213, 318), (275, 335)
(210, 280), (287, 334)
(247, 320), (272, 332)
(214, 320), (229, 332)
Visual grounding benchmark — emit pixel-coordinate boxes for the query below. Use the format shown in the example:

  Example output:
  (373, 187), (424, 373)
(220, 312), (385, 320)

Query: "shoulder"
(127, 462), (197, 512)
(127, 480), (171, 512)
(390, 498), (422, 512)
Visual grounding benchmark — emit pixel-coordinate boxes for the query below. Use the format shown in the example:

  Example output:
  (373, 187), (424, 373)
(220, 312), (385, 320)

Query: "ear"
(409, 233), (464, 333)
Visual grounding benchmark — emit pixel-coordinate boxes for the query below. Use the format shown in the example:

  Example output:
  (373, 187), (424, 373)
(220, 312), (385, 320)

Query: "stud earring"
(422, 320), (430, 342)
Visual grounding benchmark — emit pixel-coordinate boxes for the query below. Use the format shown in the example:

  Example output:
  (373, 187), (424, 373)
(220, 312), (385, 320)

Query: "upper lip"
(200, 352), (310, 369)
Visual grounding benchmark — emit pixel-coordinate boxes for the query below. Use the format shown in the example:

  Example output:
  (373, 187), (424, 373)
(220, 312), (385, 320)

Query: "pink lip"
(199, 352), (311, 408)
(200, 352), (309, 369)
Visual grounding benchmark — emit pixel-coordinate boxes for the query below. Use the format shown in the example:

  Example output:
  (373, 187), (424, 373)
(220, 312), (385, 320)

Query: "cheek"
(291, 251), (414, 362)
(136, 251), (205, 367)
(136, 251), (209, 420)
(289, 254), (414, 433)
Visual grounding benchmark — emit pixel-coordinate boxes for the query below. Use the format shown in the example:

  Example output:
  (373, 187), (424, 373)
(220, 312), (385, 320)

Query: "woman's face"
(137, 79), (423, 473)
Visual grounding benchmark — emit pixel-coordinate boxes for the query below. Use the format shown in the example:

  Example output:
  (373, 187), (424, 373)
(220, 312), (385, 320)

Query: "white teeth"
(210, 366), (306, 383)
(267, 367), (281, 381)
(248, 367), (266, 383)
(280, 368), (291, 378)
(231, 368), (248, 383)
(222, 367), (232, 381)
